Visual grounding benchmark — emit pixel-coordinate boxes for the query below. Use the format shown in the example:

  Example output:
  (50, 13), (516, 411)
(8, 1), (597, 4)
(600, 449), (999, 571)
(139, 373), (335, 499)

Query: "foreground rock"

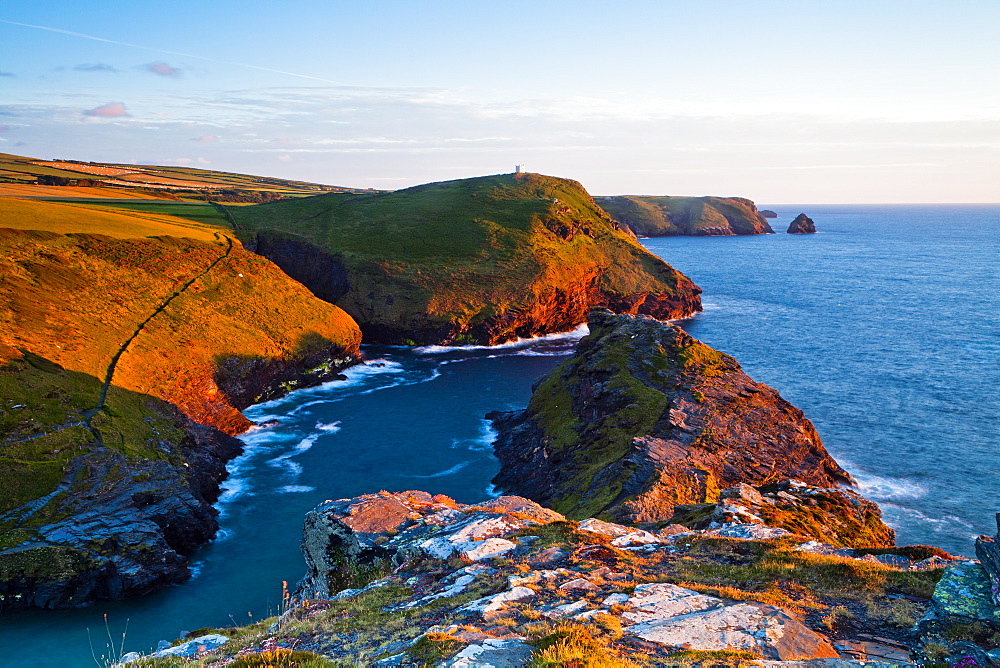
(597, 195), (774, 236)
(787, 213), (817, 234)
(127, 490), (948, 666)
(490, 310), (890, 546)
(0, 223), (362, 608)
(230, 172), (703, 345)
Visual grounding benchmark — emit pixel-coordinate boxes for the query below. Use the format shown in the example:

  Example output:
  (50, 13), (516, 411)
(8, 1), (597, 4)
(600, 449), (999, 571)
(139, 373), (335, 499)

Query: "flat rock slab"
(622, 583), (724, 623)
(442, 638), (535, 667)
(621, 584), (838, 661)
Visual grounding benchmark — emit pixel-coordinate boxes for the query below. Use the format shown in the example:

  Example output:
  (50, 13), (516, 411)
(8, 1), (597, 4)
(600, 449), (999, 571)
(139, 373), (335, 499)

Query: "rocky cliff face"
(597, 195), (774, 236)
(788, 213), (817, 234)
(0, 223), (362, 608)
(490, 309), (890, 546)
(229, 173), (702, 345)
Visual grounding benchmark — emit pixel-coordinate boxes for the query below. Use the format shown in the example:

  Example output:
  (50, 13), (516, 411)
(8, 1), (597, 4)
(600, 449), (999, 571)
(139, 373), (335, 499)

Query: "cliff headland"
(227, 173), (703, 345)
(596, 195), (774, 237)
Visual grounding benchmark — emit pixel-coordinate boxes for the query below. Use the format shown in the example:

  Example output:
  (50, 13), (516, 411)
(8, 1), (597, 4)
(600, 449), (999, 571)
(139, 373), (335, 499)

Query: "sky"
(1, 0), (998, 202)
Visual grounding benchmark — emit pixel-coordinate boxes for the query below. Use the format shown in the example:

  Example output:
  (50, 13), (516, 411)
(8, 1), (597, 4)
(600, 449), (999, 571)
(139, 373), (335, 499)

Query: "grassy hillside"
(0, 151), (367, 202)
(0, 198), (228, 241)
(229, 172), (702, 344)
(0, 200), (362, 600)
(597, 195), (773, 236)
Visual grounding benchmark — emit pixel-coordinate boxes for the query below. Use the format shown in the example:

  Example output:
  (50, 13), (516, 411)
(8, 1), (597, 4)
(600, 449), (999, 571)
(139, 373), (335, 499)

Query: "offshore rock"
(787, 213), (817, 234)
(760, 209), (779, 218)
(490, 309), (888, 546)
(597, 195), (774, 236)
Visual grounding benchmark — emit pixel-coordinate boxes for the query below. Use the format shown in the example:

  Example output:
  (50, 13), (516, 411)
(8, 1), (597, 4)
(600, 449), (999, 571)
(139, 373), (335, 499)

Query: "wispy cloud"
(192, 134), (218, 143)
(143, 61), (181, 78)
(0, 71), (15, 78)
(83, 102), (129, 118)
(74, 63), (118, 73)
(0, 19), (346, 85)
(0, 125), (9, 132)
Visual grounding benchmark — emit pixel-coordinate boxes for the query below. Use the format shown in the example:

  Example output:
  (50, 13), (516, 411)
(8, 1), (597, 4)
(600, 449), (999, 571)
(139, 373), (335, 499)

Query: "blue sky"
(2, 0), (997, 202)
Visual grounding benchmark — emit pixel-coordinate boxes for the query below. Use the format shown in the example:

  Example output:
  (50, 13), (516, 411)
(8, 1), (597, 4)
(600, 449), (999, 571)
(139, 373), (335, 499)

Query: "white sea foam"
(414, 323), (589, 355)
(484, 483), (502, 498)
(244, 358), (406, 415)
(406, 461), (471, 479)
(315, 421), (342, 432)
(452, 419), (498, 452)
(278, 485), (316, 493)
(188, 562), (204, 580)
(267, 433), (322, 475)
(847, 467), (927, 501)
(880, 503), (976, 532)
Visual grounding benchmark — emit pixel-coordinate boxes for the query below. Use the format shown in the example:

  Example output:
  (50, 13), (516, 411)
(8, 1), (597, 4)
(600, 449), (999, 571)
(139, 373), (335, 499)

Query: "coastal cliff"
(0, 212), (362, 608)
(128, 489), (958, 665)
(228, 173), (702, 345)
(489, 309), (891, 546)
(596, 195), (774, 236)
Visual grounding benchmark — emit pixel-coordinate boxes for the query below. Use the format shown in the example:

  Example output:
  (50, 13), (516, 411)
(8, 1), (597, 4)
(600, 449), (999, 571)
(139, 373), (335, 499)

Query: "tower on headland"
(514, 164), (524, 174)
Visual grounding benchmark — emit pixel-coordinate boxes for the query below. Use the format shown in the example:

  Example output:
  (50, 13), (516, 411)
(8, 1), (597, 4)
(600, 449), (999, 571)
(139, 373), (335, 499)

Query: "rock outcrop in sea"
(489, 309), (889, 543)
(760, 209), (779, 218)
(597, 195), (775, 236)
(787, 213), (817, 234)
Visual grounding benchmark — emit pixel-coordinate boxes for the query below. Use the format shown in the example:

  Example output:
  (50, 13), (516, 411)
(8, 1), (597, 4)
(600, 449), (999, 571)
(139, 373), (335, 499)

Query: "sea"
(1, 204), (997, 666)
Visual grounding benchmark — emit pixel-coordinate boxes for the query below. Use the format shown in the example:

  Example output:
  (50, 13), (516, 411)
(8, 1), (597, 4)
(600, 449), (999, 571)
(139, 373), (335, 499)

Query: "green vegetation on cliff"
(491, 310), (883, 546)
(597, 195), (773, 236)
(0, 198), (362, 606)
(228, 172), (702, 344)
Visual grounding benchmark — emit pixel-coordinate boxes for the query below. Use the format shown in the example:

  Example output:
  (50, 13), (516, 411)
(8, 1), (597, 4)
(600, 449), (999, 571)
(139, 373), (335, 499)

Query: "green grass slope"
(228, 172), (702, 344)
(0, 151), (362, 202)
(0, 201), (363, 605)
(597, 195), (774, 236)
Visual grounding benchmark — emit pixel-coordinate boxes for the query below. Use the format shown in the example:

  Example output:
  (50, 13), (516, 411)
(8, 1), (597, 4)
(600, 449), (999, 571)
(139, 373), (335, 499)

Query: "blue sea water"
(1, 204), (997, 666)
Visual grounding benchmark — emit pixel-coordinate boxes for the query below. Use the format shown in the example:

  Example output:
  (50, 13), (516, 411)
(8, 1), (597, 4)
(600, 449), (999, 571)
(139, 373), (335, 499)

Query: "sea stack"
(787, 213), (817, 234)
(760, 209), (778, 218)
